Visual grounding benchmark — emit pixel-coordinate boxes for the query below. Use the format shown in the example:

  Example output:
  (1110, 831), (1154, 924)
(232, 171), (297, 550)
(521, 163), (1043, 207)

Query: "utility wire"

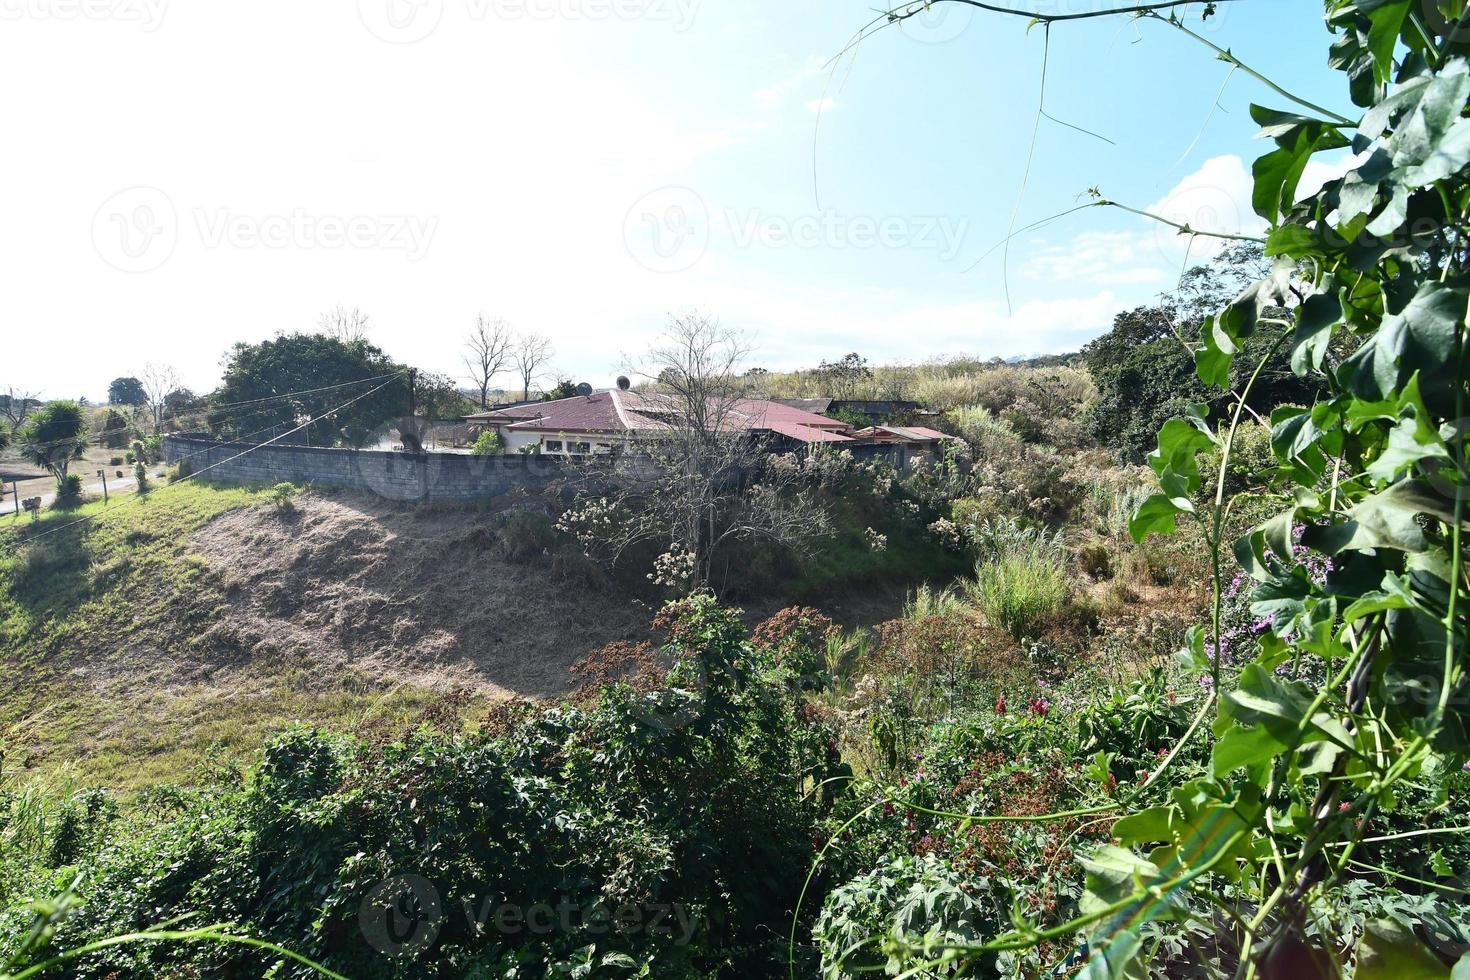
(8, 373), (407, 455)
(8, 374), (406, 544)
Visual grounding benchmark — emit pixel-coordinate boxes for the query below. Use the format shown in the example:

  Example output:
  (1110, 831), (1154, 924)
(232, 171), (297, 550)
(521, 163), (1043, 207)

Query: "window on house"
(544, 440), (563, 452)
(567, 441), (591, 455)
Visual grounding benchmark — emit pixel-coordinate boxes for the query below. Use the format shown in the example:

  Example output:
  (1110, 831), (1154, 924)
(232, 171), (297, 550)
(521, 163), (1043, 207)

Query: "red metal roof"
(466, 390), (852, 443)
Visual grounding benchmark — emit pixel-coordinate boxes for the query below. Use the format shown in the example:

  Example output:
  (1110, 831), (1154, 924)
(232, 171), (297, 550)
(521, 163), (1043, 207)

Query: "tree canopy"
(107, 377), (147, 407)
(19, 401), (89, 483)
(210, 334), (407, 447)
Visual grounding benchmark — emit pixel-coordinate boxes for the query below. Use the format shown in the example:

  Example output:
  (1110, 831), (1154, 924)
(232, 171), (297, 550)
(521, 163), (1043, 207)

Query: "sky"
(0, 0), (1349, 401)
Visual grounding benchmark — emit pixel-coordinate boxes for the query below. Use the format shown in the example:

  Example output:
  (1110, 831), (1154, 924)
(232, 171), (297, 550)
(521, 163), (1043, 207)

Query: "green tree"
(1083, 245), (1323, 462)
(211, 334), (407, 446)
(107, 376), (147, 407)
(542, 378), (578, 401)
(20, 401), (89, 485)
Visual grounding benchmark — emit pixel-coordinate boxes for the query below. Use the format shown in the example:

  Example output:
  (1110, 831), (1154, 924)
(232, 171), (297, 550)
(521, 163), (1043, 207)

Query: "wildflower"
(883, 802), (896, 817)
(1105, 772), (1117, 793)
(1027, 697), (1050, 717)
(1337, 802), (1350, 814)
(996, 695), (1007, 715)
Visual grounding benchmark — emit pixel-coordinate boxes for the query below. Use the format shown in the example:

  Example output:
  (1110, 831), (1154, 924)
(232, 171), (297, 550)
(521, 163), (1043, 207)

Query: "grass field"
(0, 481), (458, 792)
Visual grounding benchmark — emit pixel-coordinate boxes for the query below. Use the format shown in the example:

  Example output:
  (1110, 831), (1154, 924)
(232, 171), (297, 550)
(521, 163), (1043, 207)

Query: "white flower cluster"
(864, 527), (888, 552)
(649, 547), (697, 588)
(927, 517), (963, 551)
(556, 497), (619, 549)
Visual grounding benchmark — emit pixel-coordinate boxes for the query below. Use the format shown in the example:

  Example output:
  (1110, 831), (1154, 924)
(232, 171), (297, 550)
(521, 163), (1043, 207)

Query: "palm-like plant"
(19, 401), (89, 485)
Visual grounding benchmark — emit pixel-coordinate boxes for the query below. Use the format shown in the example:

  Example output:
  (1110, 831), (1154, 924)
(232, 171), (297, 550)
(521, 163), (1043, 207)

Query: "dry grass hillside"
(0, 483), (907, 790)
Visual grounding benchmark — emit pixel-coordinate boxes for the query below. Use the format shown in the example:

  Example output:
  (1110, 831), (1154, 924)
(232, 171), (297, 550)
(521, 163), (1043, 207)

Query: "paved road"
(3, 473), (139, 514)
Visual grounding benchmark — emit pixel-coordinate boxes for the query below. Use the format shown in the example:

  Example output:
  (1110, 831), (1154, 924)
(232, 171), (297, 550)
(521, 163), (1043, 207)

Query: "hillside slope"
(0, 486), (661, 787)
(0, 484), (905, 789)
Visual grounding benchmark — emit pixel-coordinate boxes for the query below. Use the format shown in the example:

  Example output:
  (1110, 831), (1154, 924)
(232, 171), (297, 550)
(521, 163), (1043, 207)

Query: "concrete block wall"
(163, 435), (913, 502)
(163, 436), (611, 501)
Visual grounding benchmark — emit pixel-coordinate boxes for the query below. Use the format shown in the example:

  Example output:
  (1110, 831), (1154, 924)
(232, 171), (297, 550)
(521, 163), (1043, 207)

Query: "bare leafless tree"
(319, 305), (372, 344)
(463, 314), (513, 409)
(557, 312), (828, 592)
(140, 363), (180, 434)
(511, 332), (554, 401)
(0, 386), (41, 430)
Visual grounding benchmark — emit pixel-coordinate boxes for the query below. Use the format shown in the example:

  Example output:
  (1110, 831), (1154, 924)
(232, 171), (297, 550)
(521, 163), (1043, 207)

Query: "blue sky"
(0, 0), (1349, 397)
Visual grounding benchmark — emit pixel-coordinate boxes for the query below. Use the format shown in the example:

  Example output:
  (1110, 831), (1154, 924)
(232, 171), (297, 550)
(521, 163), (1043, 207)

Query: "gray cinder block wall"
(163, 436), (635, 501)
(163, 435), (918, 502)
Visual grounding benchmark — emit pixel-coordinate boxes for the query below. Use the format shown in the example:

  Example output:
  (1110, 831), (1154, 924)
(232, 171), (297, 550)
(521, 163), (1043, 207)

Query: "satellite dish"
(575, 382), (593, 396)
(616, 376), (631, 390)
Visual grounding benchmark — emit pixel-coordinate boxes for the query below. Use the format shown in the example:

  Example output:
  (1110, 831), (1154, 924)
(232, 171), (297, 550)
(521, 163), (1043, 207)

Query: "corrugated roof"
(467, 390), (850, 442)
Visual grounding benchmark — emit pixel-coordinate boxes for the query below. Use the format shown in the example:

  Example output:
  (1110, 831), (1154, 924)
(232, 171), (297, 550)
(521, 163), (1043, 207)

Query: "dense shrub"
(496, 508), (557, 561)
(966, 541), (1070, 641)
(1, 598), (844, 979)
(52, 474), (84, 509)
(471, 429), (504, 455)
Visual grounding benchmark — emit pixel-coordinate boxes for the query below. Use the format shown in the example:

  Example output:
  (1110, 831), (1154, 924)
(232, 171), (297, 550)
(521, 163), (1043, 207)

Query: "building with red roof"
(465, 389), (853, 456)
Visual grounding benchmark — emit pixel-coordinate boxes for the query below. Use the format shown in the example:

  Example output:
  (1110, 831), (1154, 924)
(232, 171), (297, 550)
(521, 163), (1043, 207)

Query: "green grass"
(964, 541), (1071, 640)
(0, 482), (459, 793)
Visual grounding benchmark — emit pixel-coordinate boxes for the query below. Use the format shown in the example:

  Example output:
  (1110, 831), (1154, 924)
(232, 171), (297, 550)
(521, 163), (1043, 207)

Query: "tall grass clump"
(902, 583), (966, 620)
(965, 532), (1069, 640)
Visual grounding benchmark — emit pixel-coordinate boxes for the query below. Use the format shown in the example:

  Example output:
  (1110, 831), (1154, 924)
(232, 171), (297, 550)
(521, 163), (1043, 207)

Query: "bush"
(816, 855), (1004, 978)
(496, 508), (556, 561)
(133, 461), (150, 496)
(6, 598), (839, 979)
(166, 458), (192, 483)
(1122, 539), (1176, 586)
(966, 538), (1070, 640)
(52, 474), (84, 509)
(1078, 540), (1113, 580)
(471, 429), (504, 455)
(108, 456), (123, 467)
(266, 482), (298, 511)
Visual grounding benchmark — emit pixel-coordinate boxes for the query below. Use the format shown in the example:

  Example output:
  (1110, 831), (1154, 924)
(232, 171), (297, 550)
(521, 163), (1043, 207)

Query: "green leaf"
(1342, 282), (1463, 404)
(1357, 917), (1453, 980)
(1365, 1), (1412, 85)
(1291, 292), (1341, 375)
(1212, 723), (1286, 776)
(1365, 375), (1451, 482)
(1130, 494), (1186, 543)
(1309, 481), (1431, 554)
(1112, 807), (1174, 846)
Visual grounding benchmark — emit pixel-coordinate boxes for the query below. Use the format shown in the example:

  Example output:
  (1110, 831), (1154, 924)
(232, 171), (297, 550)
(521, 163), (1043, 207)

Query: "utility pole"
(407, 368), (418, 420)
(98, 469), (108, 504)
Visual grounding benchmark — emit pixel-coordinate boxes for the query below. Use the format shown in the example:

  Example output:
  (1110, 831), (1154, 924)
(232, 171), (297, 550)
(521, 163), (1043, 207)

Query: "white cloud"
(1020, 230), (1167, 286)
(805, 97), (838, 114)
